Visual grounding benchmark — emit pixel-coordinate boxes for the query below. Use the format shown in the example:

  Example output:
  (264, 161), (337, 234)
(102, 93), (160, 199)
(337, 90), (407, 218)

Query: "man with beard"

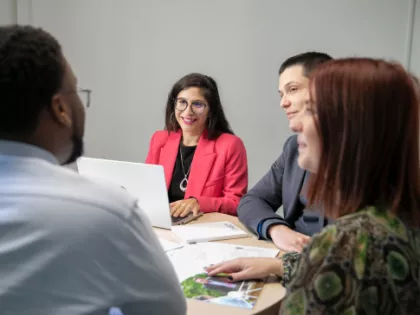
(0, 25), (186, 315)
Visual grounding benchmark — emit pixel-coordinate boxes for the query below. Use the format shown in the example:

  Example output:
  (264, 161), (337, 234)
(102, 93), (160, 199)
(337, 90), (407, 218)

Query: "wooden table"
(154, 213), (286, 315)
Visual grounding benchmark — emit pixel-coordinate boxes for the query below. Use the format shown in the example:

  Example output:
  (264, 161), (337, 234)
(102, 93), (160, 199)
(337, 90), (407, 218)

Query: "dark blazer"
(238, 135), (330, 239)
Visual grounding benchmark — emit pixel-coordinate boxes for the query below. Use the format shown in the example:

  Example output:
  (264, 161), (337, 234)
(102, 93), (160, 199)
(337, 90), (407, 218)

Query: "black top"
(168, 144), (197, 202)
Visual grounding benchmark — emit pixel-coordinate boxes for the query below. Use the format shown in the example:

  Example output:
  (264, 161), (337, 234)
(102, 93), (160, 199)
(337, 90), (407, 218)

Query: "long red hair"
(306, 58), (420, 227)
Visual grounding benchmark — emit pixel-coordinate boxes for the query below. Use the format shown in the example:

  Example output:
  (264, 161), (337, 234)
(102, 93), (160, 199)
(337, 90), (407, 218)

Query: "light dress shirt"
(0, 140), (186, 315)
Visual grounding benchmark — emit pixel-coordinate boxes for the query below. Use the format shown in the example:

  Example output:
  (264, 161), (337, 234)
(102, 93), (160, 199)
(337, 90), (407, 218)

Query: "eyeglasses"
(61, 86), (92, 108)
(175, 98), (207, 114)
(76, 87), (92, 108)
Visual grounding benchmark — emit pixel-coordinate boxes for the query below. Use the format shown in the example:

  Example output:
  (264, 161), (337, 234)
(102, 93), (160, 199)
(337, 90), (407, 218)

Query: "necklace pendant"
(180, 177), (188, 192)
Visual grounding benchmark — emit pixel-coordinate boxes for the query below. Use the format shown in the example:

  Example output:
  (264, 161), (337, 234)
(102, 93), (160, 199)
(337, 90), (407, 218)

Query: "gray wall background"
(0, 0), (16, 24)
(1, 0), (419, 186)
(410, 1), (420, 75)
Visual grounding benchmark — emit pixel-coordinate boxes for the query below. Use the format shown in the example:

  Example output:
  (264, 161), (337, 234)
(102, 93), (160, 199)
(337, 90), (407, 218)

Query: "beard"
(62, 134), (84, 165)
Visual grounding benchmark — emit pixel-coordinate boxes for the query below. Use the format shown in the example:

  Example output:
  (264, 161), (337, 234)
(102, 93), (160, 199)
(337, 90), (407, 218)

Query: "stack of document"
(171, 221), (249, 243)
(165, 242), (279, 309)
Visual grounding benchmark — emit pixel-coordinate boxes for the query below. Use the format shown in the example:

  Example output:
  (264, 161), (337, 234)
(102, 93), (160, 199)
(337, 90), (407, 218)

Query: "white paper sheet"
(171, 221), (249, 243)
(166, 242), (279, 282)
(158, 238), (184, 252)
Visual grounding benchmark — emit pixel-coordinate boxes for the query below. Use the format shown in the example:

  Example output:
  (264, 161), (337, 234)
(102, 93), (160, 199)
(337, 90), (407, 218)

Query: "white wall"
(5, 0), (420, 186)
(0, 0), (16, 25)
(410, 0), (420, 77)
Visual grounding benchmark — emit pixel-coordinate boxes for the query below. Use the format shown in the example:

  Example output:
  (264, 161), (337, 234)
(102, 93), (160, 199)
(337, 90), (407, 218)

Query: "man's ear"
(51, 94), (72, 128)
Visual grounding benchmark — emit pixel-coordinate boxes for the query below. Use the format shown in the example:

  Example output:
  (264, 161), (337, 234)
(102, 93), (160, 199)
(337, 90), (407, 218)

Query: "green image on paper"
(181, 273), (241, 298)
(181, 272), (265, 309)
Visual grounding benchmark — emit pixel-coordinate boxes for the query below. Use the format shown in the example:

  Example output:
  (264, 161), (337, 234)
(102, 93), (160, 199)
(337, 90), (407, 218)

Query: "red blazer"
(145, 130), (248, 215)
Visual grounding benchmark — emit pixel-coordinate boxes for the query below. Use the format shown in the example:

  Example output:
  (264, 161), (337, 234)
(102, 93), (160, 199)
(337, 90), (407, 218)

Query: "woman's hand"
(205, 257), (283, 282)
(170, 198), (200, 217)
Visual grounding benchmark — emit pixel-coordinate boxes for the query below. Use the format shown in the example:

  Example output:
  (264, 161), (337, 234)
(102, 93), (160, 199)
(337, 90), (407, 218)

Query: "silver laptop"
(76, 157), (202, 229)
(77, 157), (175, 229)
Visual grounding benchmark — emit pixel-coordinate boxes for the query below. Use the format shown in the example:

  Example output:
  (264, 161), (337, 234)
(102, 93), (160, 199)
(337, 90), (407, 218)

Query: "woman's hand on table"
(204, 257), (283, 282)
(170, 198), (200, 217)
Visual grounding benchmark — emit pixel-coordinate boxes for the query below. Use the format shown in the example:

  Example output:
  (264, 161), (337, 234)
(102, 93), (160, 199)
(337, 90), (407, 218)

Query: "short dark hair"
(279, 52), (333, 77)
(0, 25), (65, 135)
(307, 58), (420, 227)
(164, 73), (234, 139)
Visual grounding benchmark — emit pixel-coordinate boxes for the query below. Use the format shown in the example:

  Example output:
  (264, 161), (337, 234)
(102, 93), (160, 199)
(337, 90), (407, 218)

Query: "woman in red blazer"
(146, 73), (248, 217)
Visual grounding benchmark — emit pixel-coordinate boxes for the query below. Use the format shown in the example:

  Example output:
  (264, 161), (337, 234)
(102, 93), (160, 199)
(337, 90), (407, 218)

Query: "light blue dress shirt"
(0, 140), (186, 315)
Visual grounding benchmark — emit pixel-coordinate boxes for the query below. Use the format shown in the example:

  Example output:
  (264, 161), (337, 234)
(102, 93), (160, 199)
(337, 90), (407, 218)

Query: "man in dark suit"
(238, 52), (333, 252)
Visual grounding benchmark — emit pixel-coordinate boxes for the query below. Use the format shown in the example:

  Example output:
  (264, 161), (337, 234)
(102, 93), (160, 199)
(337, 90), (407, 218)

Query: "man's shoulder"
(271, 134), (299, 166)
(282, 134), (298, 153)
(0, 160), (149, 259)
(56, 165), (139, 216)
(6, 159), (139, 221)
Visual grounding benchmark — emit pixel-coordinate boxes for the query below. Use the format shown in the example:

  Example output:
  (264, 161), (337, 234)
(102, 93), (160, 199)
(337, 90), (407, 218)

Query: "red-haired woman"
(206, 58), (420, 314)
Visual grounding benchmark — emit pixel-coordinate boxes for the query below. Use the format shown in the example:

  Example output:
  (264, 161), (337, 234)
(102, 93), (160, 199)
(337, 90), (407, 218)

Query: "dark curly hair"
(0, 25), (65, 135)
(164, 73), (234, 140)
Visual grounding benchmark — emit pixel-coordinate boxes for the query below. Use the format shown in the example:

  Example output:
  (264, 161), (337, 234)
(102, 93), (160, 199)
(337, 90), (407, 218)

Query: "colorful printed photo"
(181, 272), (264, 309)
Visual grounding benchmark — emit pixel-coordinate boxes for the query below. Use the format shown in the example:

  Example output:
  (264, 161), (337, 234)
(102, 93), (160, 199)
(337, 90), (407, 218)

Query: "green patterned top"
(279, 206), (420, 315)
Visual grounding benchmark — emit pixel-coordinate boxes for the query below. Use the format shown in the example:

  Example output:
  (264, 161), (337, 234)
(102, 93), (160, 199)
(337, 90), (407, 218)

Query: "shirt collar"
(0, 140), (59, 165)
